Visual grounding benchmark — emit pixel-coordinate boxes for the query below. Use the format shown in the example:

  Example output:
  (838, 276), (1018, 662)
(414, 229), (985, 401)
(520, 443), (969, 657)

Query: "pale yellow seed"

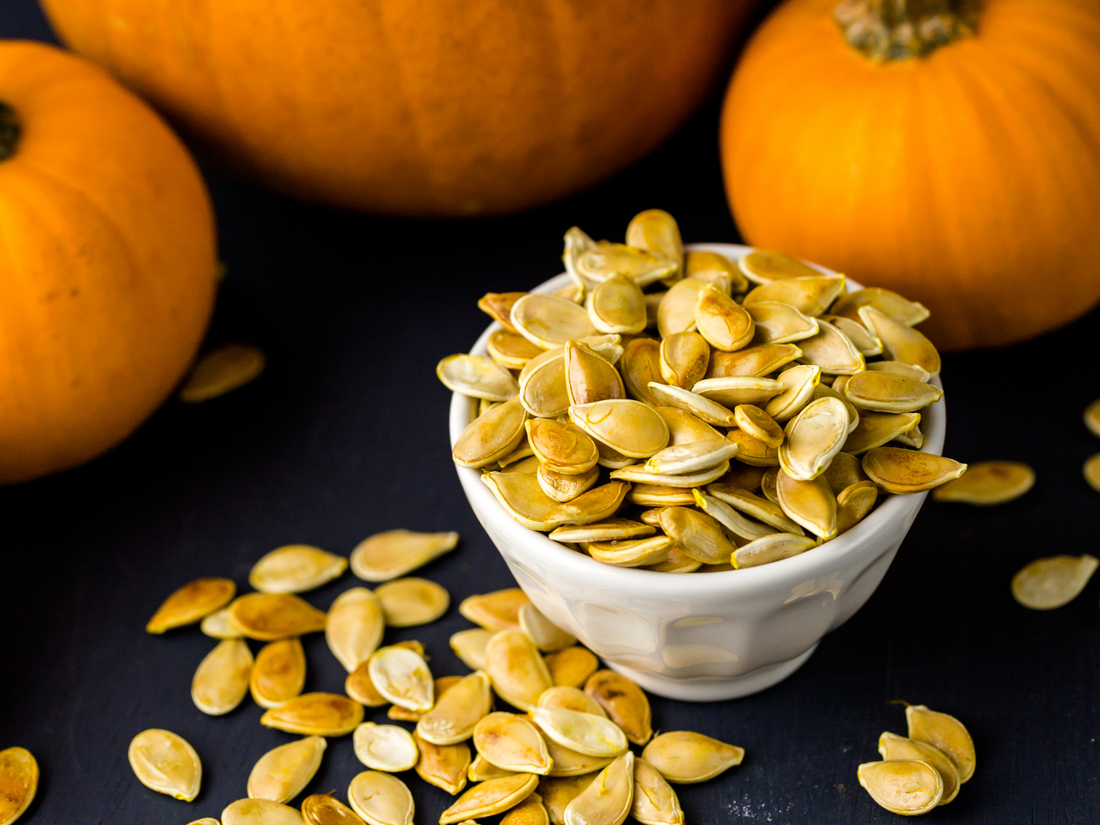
(857, 760), (943, 815)
(345, 661), (389, 708)
(436, 353), (520, 402)
(128, 729), (202, 802)
(905, 705), (977, 784)
(347, 771), (414, 825)
(326, 587), (385, 672)
(631, 758), (684, 825)
(835, 481), (879, 535)
(0, 748), (37, 825)
(454, 398), (528, 469)
(375, 578), (450, 627)
(439, 773), (540, 824)
(146, 577), (236, 634)
(640, 731), (744, 783)
(416, 671), (494, 746)
(473, 712), (553, 775)
(459, 589), (531, 632)
(200, 607), (242, 639)
(249, 545), (347, 594)
(562, 751), (634, 825)
(734, 404), (784, 448)
(878, 732), (960, 805)
(368, 646), (434, 712)
(519, 603), (577, 652)
(389, 675), (462, 723)
(1011, 555), (1099, 611)
(192, 638), (253, 716)
(485, 630), (554, 712)
(933, 461), (1035, 505)
(260, 693), (364, 737)
(350, 530), (459, 583)
(222, 798), (305, 825)
(539, 775), (597, 825)
(450, 628), (495, 671)
(470, 752), (516, 783)
(353, 723), (419, 773)
(180, 343), (265, 403)
(529, 706), (629, 758)
(733, 533), (817, 568)
(511, 293), (599, 349)
(537, 686), (607, 717)
(247, 736), (326, 804)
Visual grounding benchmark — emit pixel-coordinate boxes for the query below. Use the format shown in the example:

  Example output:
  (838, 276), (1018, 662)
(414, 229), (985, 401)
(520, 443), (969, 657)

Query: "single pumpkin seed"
(705, 344), (801, 378)
(128, 729), (202, 802)
(416, 671), (493, 746)
(502, 791), (551, 825)
(631, 758), (684, 825)
(627, 484), (698, 507)
(479, 292), (526, 333)
(746, 302), (818, 345)
(519, 604), (577, 652)
(856, 760), (942, 815)
(347, 771), (414, 825)
(192, 638), (253, 715)
(564, 341), (625, 406)
(261, 693), (364, 737)
(0, 747), (37, 825)
(743, 275), (844, 317)
(222, 799), (305, 825)
(249, 545), (348, 594)
(454, 398), (528, 469)
(350, 530), (459, 583)
(437, 354), (520, 402)
(587, 274), (647, 335)
(626, 210), (683, 273)
(823, 314), (882, 356)
(795, 319), (865, 374)
(692, 376), (785, 410)
(733, 533), (817, 568)
(229, 592), (328, 641)
(905, 705), (977, 784)
(187, 819), (222, 825)
(693, 284), (754, 352)
(610, 460), (729, 489)
(685, 250), (747, 292)
(485, 630), (554, 712)
(835, 481), (879, 535)
(368, 646), (434, 712)
(529, 706), (628, 758)
(645, 441), (740, 476)
(566, 233), (676, 290)
(569, 399), (670, 458)
(353, 723), (419, 773)
(579, 334), (626, 365)
(414, 734), (471, 795)
(519, 350), (571, 418)
(832, 287), (930, 327)
(201, 607), (242, 639)
(738, 249), (821, 284)
(252, 637), (307, 709)
(346, 661), (389, 708)
(489, 330), (546, 370)
(473, 712), (553, 775)
(893, 423), (924, 449)
(865, 360), (931, 382)
(647, 383), (735, 427)
(544, 647), (600, 689)
(640, 731), (743, 783)
(470, 753), (516, 783)
(527, 419), (599, 475)
(1085, 399), (1100, 437)
(775, 470), (837, 540)
(459, 588), (531, 632)
(389, 675), (464, 722)
(544, 738), (615, 779)
(823, 452), (869, 494)
(862, 448), (967, 494)
(482, 472), (567, 531)
(878, 732), (960, 806)
(657, 507), (735, 564)
(692, 490), (777, 541)
(620, 338), (666, 406)
(549, 520), (655, 543)
(180, 343), (266, 403)
(537, 686), (606, 717)
(763, 364), (820, 421)
(1011, 555), (1099, 610)
(539, 463), (598, 503)
(733, 405), (784, 448)
(451, 629), (496, 671)
(562, 751), (634, 825)
(375, 578), (450, 627)
(586, 535), (674, 567)
(302, 794), (368, 825)
(539, 775), (597, 825)
(440, 774), (541, 824)
(705, 483), (804, 534)
(761, 467), (780, 503)
(659, 331), (710, 389)
(657, 278), (706, 338)
(859, 306), (941, 376)
(843, 371), (941, 413)
(779, 397), (849, 481)
(843, 412), (921, 455)
(725, 429), (780, 466)
(653, 407), (725, 446)
(147, 577), (236, 634)
(248, 736), (326, 804)
(325, 587), (385, 672)
(512, 294), (599, 350)
(584, 670), (652, 746)
(933, 460), (1035, 505)
(1086, 453), (1100, 492)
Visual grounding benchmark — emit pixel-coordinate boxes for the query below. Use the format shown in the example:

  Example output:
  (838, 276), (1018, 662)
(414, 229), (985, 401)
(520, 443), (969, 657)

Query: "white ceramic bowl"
(449, 243), (944, 702)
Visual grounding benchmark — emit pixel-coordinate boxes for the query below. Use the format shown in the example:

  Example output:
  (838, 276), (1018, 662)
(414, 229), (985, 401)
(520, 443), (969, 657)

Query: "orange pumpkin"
(0, 41), (217, 484)
(40, 0), (756, 217)
(721, 0), (1100, 350)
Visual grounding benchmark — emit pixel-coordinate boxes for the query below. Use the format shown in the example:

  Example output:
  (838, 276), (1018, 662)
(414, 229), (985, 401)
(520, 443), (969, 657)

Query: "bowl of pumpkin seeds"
(443, 210), (964, 701)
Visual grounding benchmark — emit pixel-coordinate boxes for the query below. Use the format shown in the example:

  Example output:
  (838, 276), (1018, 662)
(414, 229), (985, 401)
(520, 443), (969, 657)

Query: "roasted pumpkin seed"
(180, 343), (265, 403)
(128, 729), (202, 801)
(451, 628), (496, 671)
(692, 490), (777, 541)
(763, 364), (820, 421)
(843, 412), (921, 455)
(706, 483), (803, 534)
(248, 736), (326, 804)
(648, 383), (735, 427)
(326, 587), (385, 672)
(502, 791), (551, 825)
(536, 460), (595, 504)
(569, 399), (670, 458)
(632, 758), (684, 825)
(537, 686), (606, 717)
(823, 452), (869, 494)
(470, 752), (517, 783)
(0, 748), (36, 825)
(831, 287), (930, 327)
(549, 519), (655, 544)
(857, 760), (942, 815)
(775, 470), (836, 540)
(645, 440), (740, 475)
(733, 533), (817, 568)
(485, 630), (553, 712)
(479, 292), (526, 333)
(353, 723), (419, 773)
(744, 275), (844, 318)
(586, 535), (674, 567)
(440, 773), (540, 824)
(489, 330), (546, 370)
(862, 448), (966, 494)
(843, 371), (941, 413)
(724, 428), (779, 466)
(519, 349), (571, 418)
(230, 592), (328, 641)
(1085, 399), (1100, 438)
(222, 799), (305, 825)
(437, 354), (520, 402)
(738, 249), (820, 284)
(905, 705), (977, 784)
(640, 731), (743, 783)
(350, 530), (459, 582)
(562, 751), (634, 825)
(779, 397), (849, 481)
(302, 794), (368, 825)
(347, 771), (414, 825)
(512, 293), (599, 349)
(249, 545), (347, 594)
(565, 229), (676, 289)
(564, 340), (626, 406)
(657, 507), (735, 564)
(746, 302), (818, 345)
(416, 671), (493, 746)
(705, 344), (801, 378)
(519, 604), (576, 652)
(192, 637), (253, 715)
(544, 647), (600, 689)
(1086, 453), (1100, 492)
(692, 376), (784, 408)
(659, 331), (711, 389)
(878, 732), (960, 805)
(733, 404), (784, 448)
(368, 646), (434, 712)
(528, 419), (599, 475)
(835, 481), (879, 535)
(626, 209), (683, 273)
(375, 578), (450, 627)
(588, 274), (647, 335)
(858, 306), (940, 377)
(252, 637), (307, 709)
(620, 338), (666, 406)
(147, 577), (236, 634)
(584, 670), (652, 746)
(686, 249), (746, 292)
(932, 460), (1035, 505)
(346, 661), (389, 708)
(473, 713), (552, 775)
(1011, 554), (1099, 610)
(657, 278), (706, 338)
(610, 461), (729, 489)
(460, 589), (531, 632)
(530, 706), (628, 758)
(454, 398), (528, 469)
(415, 734), (471, 795)
(201, 607), (242, 639)
(823, 314), (882, 356)
(796, 318), (865, 374)
(261, 693), (364, 737)
(389, 675), (463, 723)
(539, 775), (597, 825)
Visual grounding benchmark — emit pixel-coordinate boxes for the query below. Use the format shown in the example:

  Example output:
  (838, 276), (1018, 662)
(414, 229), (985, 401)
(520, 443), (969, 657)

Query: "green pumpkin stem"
(834, 0), (978, 61)
(0, 102), (20, 162)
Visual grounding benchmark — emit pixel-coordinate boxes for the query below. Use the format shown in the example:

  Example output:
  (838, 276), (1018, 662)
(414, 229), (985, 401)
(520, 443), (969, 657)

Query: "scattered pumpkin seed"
(857, 760), (942, 815)
(474, 712), (553, 775)
(416, 671), (493, 746)
(192, 638), (253, 716)
(440, 773), (540, 824)
(346, 661), (389, 708)
(222, 799), (305, 825)
(147, 577), (236, 634)
(530, 706), (628, 758)
(878, 732), (960, 805)
(562, 751), (634, 825)
(368, 646), (434, 712)
(733, 533), (817, 568)
(1011, 555), (1099, 610)
(450, 628), (496, 671)
(249, 545), (347, 594)
(302, 794), (368, 825)
(454, 398), (528, 469)
(180, 343), (266, 403)
(248, 736), (326, 804)
(584, 670), (652, 746)
(544, 647), (600, 689)
(518, 604), (577, 652)
(437, 354), (520, 402)
(631, 758), (684, 825)
(862, 448), (966, 494)
(414, 734), (471, 795)
(200, 607), (242, 639)
(932, 460), (1035, 505)
(260, 693), (364, 737)
(389, 675), (463, 723)
(347, 771), (414, 825)
(459, 589), (530, 632)
(537, 686), (606, 717)
(128, 729), (202, 801)
(905, 705), (977, 784)
(375, 578), (450, 627)
(479, 292), (526, 333)
(539, 775), (597, 825)
(229, 592), (328, 641)
(326, 587), (385, 672)
(485, 630), (554, 712)
(350, 530), (459, 583)
(501, 791), (551, 825)
(353, 723), (419, 773)
(470, 753), (516, 783)
(640, 731), (744, 783)
(252, 637), (307, 709)
(0, 748), (37, 825)
(1085, 400), (1100, 438)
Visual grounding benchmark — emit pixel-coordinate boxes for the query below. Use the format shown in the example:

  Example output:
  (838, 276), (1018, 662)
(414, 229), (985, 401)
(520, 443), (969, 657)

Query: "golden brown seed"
(646, 383), (736, 427)
(626, 209), (683, 271)
(146, 577), (236, 634)
(489, 330), (546, 369)
(562, 751), (634, 825)
(201, 607), (242, 639)
(1011, 555), (1099, 610)
(502, 792), (551, 825)
(645, 441), (741, 476)
(932, 461), (1035, 505)
(180, 343), (265, 402)
(473, 712), (553, 775)
(823, 452), (869, 494)
(705, 344), (801, 378)
(658, 507), (736, 564)
(835, 481), (879, 535)
(569, 399), (670, 458)
(763, 364), (820, 422)
(746, 301), (819, 345)
(353, 723), (419, 773)
(544, 647), (600, 688)
(537, 686), (607, 717)
(439, 773), (540, 824)
(586, 535), (674, 567)
(743, 275), (845, 317)
(459, 589), (531, 632)
(248, 736), (326, 804)
(375, 578), (450, 627)
(859, 306), (940, 376)
(734, 405), (784, 448)
(657, 278), (706, 338)
(519, 349), (571, 419)
(831, 286), (930, 327)
(693, 489), (778, 541)
(725, 429), (779, 466)
(824, 314), (882, 356)
(529, 706), (628, 758)
(512, 293), (599, 349)
(345, 660), (388, 708)
(128, 729), (202, 802)
(537, 462), (595, 505)
(302, 794), (369, 825)
(479, 292), (527, 333)
(549, 519), (655, 544)
(250, 638), (307, 709)
(842, 371), (942, 413)
(454, 398), (528, 469)
(389, 675), (463, 722)
(584, 670), (652, 746)
(878, 732), (960, 805)
(326, 587), (385, 672)
(347, 771), (414, 825)
(659, 332), (710, 389)
(695, 284), (754, 351)
(350, 530), (459, 582)
(627, 483), (698, 507)
(862, 448), (967, 494)
(778, 397), (849, 481)
(222, 798), (305, 825)
(620, 337), (666, 406)
(470, 752), (517, 782)
(640, 731), (744, 783)
(587, 274), (648, 335)
(527, 418), (600, 476)
(733, 533), (817, 569)
(451, 628), (496, 671)
(692, 376), (784, 408)
(416, 671), (494, 746)
(1086, 453), (1100, 492)
(775, 470), (837, 540)
(249, 545), (348, 594)
(738, 249), (821, 283)
(437, 354), (521, 402)
(631, 758), (684, 825)
(519, 603), (577, 652)
(539, 775), (597, 825)
(564, 340), (626, 406)
(706, 483), (803, 534)
(229, 592), (328, 641)
(260, 693), (364, 737)
(856, 760), (942, 815)
(368, 646), (434, 712)
(485, 630), (554, 712)
(653, 406), (725, 446)
(192, 638), (253, 716)
(843, 412), (921, 455)
(906, 705), (977, 784)
(415, 734), (471, 795)
(0, 748), (37, 825)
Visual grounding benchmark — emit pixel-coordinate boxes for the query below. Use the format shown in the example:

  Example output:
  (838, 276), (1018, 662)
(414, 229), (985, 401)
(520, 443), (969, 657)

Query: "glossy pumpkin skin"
(721, 0), (1100, 350)
(0, 41), (217, 484)
(40, 0), (756, 217)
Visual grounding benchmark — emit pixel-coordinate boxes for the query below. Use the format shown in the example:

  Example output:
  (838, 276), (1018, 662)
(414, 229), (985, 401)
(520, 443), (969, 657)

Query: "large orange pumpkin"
(0, 41), (217, 484)
(40, 0), (757, 217)
(721, 0), (1100, 351)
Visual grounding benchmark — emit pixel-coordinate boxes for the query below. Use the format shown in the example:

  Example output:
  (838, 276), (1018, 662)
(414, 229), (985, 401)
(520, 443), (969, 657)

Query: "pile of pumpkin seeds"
(134, 531), (745, 824)
(857, 704), (976, 815)
(442, 210), (968, 572)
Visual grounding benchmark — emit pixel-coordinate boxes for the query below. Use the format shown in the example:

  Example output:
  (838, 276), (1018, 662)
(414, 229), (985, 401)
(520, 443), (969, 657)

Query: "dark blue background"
(2, 2), (1098, 823)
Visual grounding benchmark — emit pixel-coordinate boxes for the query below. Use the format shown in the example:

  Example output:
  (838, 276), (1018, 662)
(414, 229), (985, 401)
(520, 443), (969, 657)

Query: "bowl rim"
(449, 242), (944, 598)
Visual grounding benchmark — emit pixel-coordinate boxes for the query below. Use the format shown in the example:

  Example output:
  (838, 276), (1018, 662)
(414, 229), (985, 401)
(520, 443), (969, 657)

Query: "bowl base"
(605, 643), (819, 702)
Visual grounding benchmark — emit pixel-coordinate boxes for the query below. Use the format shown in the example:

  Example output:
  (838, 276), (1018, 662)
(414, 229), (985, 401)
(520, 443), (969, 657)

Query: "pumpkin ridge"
(0, 101), (19, 161)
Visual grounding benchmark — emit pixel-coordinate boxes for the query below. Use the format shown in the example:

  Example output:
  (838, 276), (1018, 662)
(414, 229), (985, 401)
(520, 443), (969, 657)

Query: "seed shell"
(201, 607), (242, 639)
(459, 589), (531, 632)
(416, 671), (494, 746)
(251, 638), (307, 709)
(368, 646), (434, 712)
(733, 533), (817, 568)
(905, 705), (977, 784)
(180, 343), (265, 402)
(627, 209), (683, 271)
(530, 706), (628, 758)
(738, 249), (821, 283)
(260, 693), (364, 737)
(439, 773), (540, 824)
(451, 628), (496, 671)
(705, 344), (801, 378)
(473, 712), (553, 775)
(437, 354), (520, 402)
(562, 751), (634, 825)
(375, 578), (450, 627)
(350, 530), (459, 582)
(733, 405), (784, 448)
(128, 729), (202, 801)
(250, 545), (347, 594)
(564, 340), (626, 406)
(588, 274), (647, 335)
(229, 592), (328, 641)
(324, 587), (384, 672)
(512, 293), (599, 349)
(862, 448), (967, 494)
(569, 399), (670, 458)
(347, 771), (414, 825)
(414, 734), (471, 795)
(302, 794), (368, 825)
(775, 470), (837, 540)
(147, 577), (236, 634)
(856, 760), (942, 815)
(354, 723), (420, 773)
(778, 397), (848, 481)
(346, 661), (389, 708)
(657, 507), (735, 565)
(519, 604), (577, 652)
(842, 371), (941, 413)
(878, 732), (960, 805)
(485, 630), (554, 712)
(539, 775), (597, 825)
(859, 306), (940, 376)
(632, 758), (684, 825)
(549, 520), (655, 544)
(222, 799), (305, 825)
(389, 675), (463, 723)
(933, 460), (1035, 505)
(479, 292), (526, 333)
(0, 748), (37, 825)
(843, 412), (921, 455)
(640, 731), (744, 783)
(192, 638), (253, 716)
(686, 250), (746, 292)
(746, 301), (818, 345)
(544, 647), (600, 688)
(248, 736), (326, 804)
(454, 398), (528, 469)
(527, 419), (599, 476)
(584, 670), (652, 746)
(470, 752), (517, 783)
(502, 792), (551, 825)
(660, 331), (711, 389)
(835, 481), (879, 535)
(647, 383), (735, 427)
(645, 441), (740, 476)
(1011, 555), (1099, 610)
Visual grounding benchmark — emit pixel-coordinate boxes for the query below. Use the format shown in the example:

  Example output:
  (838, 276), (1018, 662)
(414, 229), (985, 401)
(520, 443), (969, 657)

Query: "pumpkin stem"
(0, 102), (19, 162)
(834, 0), (978, 61)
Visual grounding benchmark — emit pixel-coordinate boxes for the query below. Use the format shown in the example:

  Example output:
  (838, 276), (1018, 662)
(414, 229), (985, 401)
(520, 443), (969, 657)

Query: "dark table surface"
(3, 4), (1100, 824)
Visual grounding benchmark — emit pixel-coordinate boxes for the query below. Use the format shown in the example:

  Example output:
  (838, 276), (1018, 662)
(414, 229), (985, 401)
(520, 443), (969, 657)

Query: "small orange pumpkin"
(721, 0), (1100, 350)
(0, 41), (217, 484)
(40, 0), (757, 217)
